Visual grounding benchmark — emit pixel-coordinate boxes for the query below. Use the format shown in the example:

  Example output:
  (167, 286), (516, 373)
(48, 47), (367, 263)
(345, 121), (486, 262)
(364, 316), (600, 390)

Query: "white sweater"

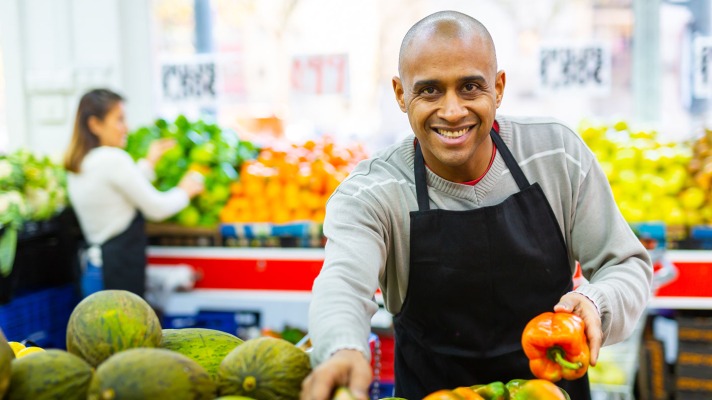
(67, 147), (189, 246)
(309, 115), (653, 365)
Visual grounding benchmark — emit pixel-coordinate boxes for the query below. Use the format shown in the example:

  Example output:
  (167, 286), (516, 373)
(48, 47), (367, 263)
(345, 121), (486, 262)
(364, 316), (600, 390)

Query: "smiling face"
(393, 24), (506, 182)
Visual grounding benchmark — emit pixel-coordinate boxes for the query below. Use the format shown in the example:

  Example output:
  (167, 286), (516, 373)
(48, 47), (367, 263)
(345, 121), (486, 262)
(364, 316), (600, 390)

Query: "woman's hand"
(177, 171), (205, 199)
(146, 138), (177, 167)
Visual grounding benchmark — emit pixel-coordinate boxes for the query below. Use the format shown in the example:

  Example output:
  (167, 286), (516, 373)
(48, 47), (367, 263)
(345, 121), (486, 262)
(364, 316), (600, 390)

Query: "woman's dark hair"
(63, 88), (124, 173)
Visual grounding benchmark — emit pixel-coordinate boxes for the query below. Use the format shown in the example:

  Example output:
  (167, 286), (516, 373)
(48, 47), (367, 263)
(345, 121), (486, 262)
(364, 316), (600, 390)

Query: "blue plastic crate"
(221, 221), (322, 239)
(371, 380), (395, 399)
(162, 310), (261, 337)
(0, 285), (78, 347)
(631, 222), (666, 249)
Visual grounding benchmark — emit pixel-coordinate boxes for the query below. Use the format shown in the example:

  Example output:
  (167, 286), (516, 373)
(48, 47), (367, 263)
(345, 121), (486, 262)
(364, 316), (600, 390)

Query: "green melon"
(87, 347), (216, 400)
(0, 328), (13, 398)
(66, 289), (162, 366)
(218, 337), (312, 400)
(5, 349), (93, 400)
(160, 328), (244, 381)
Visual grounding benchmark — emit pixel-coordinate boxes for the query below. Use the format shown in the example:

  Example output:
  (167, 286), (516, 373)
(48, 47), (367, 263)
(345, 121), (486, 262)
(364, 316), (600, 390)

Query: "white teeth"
(437, 128), (468, 138)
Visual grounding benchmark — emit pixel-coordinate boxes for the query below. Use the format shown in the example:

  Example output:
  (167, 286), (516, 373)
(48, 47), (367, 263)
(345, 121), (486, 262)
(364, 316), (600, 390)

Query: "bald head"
(398, 11), (497, 77)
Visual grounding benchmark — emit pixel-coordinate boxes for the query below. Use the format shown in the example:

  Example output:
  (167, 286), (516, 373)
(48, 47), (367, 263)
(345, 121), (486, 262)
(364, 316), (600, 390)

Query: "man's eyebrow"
(412, 79), (440, 89)
(412, 76), (487, 89)
(459, 75), (487, 84)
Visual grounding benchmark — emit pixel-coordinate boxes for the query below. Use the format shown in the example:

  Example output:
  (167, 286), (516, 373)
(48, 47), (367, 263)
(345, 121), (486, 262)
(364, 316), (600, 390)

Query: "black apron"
(101, 212), (147, 297)
(393, 129), (590, 399)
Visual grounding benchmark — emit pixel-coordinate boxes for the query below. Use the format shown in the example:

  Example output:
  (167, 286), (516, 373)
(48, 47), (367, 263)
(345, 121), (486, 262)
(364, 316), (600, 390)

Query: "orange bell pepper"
(521, 312), (590, 382)
(423, 389), (481, 400)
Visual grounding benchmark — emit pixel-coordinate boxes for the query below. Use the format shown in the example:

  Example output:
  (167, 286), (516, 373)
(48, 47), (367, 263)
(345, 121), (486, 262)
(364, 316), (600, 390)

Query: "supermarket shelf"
(148, 247), (712, 308)
(149, 246), (326, 260)
(648, 296), (712, 310)
(162, 289), (313, 331)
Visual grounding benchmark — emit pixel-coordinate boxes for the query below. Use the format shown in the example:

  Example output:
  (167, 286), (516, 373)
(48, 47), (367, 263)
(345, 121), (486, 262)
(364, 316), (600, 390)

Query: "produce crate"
(688, 225), (712, 250)
(162, 309), (261, 339)
(674, 315), (712, 399)
(0, 209), (82, 304)
(220, 221), (324, 248)
(0, 284), (79, 348)
(631, 222), (666, 249)
(636, 336), (672, 400)
(145, 222), (221, 247)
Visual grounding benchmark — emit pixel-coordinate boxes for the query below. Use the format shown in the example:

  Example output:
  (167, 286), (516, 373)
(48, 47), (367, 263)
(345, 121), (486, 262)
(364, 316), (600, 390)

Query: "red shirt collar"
(414, 121), (499, 186)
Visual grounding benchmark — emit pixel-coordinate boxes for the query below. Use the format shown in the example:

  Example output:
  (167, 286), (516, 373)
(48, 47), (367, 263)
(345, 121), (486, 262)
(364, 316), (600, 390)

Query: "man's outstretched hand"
(554, 292), (603, 366)
(300, 349), (372, 400)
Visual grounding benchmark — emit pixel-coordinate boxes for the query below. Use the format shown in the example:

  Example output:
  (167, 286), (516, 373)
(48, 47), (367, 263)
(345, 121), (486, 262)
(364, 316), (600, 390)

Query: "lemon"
(8, 341), (25, 356)
(16, 346), (45, 358)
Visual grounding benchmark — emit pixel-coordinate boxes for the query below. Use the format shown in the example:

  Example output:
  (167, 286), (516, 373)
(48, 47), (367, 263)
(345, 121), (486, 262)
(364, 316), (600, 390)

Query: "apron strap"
(414, 141), (430, 211)
(490, 128), (530, 190)
(414, 128), (531, 211)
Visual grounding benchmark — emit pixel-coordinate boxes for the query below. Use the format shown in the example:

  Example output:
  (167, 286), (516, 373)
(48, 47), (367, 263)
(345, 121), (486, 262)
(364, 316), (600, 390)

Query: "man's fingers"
(347, 364), (373, 400)
(301, 367), (338, 400)
(586, 322), (602, 366)
(554, 292), (603, 367)
(553, 301), (572, 313)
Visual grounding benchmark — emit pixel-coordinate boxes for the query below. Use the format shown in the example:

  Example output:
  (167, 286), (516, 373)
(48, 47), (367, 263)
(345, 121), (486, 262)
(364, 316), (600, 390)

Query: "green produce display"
(87, 347), (215, 400)
(160, 327), (244, 382)
(0, 150), (67, 276)
(5, 349), (93, 400)
(125, 115), (259, 227)
(66, 290), (162, 367)
(218, 337), (312, 400)
(0, 329), (13, 398)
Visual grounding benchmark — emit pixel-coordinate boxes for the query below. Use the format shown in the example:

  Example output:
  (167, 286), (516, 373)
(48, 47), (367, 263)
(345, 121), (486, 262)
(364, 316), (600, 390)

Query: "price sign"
(693, 37), (712, 99)
(538, 42), (611, 96)
(291, 54), (349, 96)
(159, 55), (217, 105)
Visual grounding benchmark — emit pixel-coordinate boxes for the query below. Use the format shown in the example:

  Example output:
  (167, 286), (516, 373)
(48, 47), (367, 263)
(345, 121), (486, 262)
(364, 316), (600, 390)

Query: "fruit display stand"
(146, 222), (222, 247)
(148, 244), (712, 397)
(589, 318), (645, 400)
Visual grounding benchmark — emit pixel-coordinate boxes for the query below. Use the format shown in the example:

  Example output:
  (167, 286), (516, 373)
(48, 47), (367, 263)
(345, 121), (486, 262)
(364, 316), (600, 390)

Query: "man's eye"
(463, 83), (477, 92)
(420, 87), (437, 95)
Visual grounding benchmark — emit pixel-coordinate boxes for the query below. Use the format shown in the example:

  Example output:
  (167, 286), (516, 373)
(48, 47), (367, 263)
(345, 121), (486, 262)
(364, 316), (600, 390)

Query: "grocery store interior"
(2, 0), (712, 399)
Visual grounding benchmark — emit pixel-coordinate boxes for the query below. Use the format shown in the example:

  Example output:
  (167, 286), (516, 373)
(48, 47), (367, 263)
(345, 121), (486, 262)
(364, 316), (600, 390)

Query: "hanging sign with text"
(291, 54), (350, 96)
(538, 42), (611, 96)
(159, 55), (218, 105)
(693, 36), (712, 99)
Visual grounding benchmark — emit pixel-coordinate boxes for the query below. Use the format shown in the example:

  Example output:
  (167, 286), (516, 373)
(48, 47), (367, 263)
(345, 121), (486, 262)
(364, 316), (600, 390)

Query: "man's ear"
(495, 70), (506, 108)
(392, 76), (407, 113)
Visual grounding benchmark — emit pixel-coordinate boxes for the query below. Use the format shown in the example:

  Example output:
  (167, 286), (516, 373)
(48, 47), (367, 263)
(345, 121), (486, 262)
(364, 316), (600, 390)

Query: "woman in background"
(64, 88), (203, 297)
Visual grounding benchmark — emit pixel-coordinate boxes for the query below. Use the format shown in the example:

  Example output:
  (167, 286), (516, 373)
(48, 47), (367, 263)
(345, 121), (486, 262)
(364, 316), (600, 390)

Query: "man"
(302, 10), (652, 400)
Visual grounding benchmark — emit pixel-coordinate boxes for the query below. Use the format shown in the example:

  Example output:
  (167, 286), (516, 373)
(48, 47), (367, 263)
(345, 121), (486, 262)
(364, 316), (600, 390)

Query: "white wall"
(0, 0), (155, 157)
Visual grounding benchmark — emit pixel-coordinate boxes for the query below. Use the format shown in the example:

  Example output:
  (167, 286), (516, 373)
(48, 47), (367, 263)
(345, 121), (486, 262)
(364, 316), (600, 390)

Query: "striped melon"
(0, 328), (13, 398)
(87, 348), (215, 399)
(66, 290), (162, 366)
(218, 337), (311, 400)
(160, 328), (244, 381)
(5, 349), (93, 400)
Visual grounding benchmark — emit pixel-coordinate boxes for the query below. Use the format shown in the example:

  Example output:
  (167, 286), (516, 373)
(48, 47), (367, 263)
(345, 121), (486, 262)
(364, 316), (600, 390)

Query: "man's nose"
(437, 91), (468, 122)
